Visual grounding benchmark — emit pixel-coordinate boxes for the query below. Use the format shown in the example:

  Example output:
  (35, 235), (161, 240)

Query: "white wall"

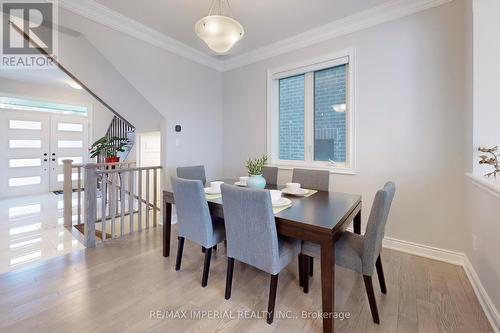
(463, 0), (500, 327)
(464, 179), (500, 328)
(0, 77), (114, 141)
(472, 0), (500, 175)
(58, 9), (224, 185)
(223, 0), (469, 252)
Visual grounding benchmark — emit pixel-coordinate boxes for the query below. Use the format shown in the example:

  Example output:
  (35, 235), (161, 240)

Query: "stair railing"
(63, 159), (136, 227)
(63, 160), (161, 247)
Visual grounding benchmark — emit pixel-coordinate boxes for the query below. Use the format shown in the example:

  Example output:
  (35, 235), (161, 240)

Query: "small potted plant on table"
(89, 136), (130, 163)
(245, 155), (268, 189)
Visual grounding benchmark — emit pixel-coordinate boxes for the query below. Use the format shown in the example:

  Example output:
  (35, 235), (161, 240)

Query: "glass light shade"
(195, 15), (244, 54)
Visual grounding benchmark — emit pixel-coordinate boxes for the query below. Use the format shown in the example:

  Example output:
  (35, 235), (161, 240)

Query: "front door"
(49, 115), (89, 192)
(0, 110), (88, 198)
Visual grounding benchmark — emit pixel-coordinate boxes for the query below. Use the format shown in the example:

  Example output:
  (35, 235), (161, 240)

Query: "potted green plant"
(89, 136), (129, 163)
(245, 155), (268, 189)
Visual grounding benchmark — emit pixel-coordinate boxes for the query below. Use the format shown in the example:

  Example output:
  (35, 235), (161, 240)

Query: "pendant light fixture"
(195, 0), (244, 54)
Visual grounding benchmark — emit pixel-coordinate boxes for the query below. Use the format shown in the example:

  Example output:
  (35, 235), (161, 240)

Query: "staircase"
(97, 116), (136, 163)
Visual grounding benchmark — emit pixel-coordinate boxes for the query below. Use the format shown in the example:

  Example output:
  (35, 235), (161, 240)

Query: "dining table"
(162, 179), (362, 333)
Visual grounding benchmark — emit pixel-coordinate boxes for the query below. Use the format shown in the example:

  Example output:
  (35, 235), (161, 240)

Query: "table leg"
(320, 238), (335, 333)
(163, 201), (172, 257)
(353, 209), (361, 235)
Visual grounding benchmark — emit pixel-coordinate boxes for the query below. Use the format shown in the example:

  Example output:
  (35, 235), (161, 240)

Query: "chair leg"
(309, 257), (314, 277)
(213, 244), (218, 251)
(267, 274), (279, 325)
(363, 275), (380, 324)
(375, 255), (387, 294)
(225, 257), (235, 300)
(202, 246), (206, 253)
(302, 255), (310, 294)
(201, 248), (212, 287)
(224, 240), (227, 247)
(175, 237), (184, 271)
(298, 254), (304, 287)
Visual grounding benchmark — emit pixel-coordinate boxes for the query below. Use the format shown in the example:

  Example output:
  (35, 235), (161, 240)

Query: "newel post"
(84, 163), (98, 247)
(63, 159), (74, 227)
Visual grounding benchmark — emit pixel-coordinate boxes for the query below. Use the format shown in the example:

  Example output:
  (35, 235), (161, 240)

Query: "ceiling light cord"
(208, 0), (233, 18)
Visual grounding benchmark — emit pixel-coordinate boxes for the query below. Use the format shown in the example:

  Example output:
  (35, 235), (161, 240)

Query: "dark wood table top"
(163, 178), (361, 236)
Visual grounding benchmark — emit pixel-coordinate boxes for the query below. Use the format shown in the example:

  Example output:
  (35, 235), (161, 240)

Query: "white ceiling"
(93, 0), (388, 58)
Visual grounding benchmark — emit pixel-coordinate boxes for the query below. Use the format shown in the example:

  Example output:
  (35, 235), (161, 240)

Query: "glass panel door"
(49, 115), (88, 192)
(0, 110), (51, 198)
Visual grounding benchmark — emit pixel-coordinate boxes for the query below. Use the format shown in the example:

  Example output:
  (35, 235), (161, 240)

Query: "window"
(0, 96), (88, 115)
(268, 52), (355, 173)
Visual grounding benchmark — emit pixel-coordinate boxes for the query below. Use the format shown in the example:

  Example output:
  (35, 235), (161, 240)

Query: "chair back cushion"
(221, 184), (280, 274)
(262, 166), (278, 186)
(171, 176), (213, 247)
(292, 168), (330, 191)
(177, 165), (206, 184)
(362, 182), (396, 275)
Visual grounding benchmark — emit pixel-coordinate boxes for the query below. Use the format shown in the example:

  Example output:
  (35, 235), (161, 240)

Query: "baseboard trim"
(382, 236), (500, 333)
(382, 236), (465, 266)
(463, 257), (500, 333)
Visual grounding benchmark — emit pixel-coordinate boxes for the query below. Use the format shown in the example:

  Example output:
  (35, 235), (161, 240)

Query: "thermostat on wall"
(175, 125), (181, 133)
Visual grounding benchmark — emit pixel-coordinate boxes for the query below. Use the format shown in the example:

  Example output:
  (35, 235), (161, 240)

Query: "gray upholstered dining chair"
(221, 184), (301, 325)
(177, 165), (206, 184)
(292, 168), (330, 277)
(170, 177), (226, 287)
(292, 168), (330, 191)
(262, 166), (278, 186)
(300, 182), (396, 324)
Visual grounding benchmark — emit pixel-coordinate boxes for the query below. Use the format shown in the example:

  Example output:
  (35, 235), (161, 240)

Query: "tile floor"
(0, 192), (85, 274)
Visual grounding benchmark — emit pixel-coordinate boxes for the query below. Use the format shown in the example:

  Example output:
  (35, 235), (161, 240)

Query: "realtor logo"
(1, 0), (58, 69)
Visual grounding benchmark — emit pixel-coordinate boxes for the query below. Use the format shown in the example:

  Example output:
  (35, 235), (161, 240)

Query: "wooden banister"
(63, 160), (162, 247)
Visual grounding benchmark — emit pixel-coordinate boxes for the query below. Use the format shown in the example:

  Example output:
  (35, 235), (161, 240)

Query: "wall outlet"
(472, 234), (477, 251)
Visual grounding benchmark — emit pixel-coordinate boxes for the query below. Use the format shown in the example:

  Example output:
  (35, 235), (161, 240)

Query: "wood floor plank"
(397, 252), (419, 333)
(0, 228), (493, 333)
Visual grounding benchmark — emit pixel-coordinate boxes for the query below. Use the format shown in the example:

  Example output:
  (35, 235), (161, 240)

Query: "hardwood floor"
(0, 227), (493, 333)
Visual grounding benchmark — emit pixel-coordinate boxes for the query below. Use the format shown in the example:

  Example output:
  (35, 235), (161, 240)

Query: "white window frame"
(266, 49), (356, 175)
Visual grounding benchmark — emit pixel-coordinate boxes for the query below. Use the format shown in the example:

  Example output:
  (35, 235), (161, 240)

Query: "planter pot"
(105, 156), (120, 163)
(247, 174), (266, 189)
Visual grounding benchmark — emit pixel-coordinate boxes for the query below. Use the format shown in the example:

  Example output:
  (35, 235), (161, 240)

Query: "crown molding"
(58, 0), (454, 73)
(57, 0), (225, 71)
(221, 0), (454, 71)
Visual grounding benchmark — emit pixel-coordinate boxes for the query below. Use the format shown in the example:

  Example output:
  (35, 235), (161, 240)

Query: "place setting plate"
(272, 197), (292, 207)
(281, 188), (310, 196)
(234, 182), (247, 187)
(204, 188), (221, 195)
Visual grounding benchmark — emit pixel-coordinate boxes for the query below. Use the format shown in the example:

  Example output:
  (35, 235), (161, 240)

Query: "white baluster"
(101, 172), (107, 241)
(120, 172), (126, 237)
(129, 171), (135, 233)
(83, 164), (97, 247)
(153, 168), (158, 227)
(138, 170), (143, 231)
(110, 173), (117, 239)
(146, 169), (150, 229)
